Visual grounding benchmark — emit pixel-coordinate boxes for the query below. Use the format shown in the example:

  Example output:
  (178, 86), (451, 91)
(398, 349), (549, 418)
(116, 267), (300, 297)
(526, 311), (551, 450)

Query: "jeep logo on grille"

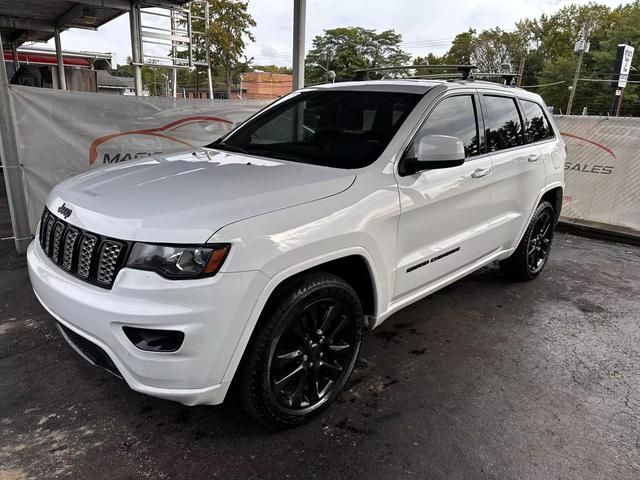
(57, 203), (72, 219)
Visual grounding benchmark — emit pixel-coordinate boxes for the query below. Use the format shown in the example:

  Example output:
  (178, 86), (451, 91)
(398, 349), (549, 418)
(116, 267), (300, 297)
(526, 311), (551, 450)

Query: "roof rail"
(473, 72), (521, 86)
(353, 64), (478, 81)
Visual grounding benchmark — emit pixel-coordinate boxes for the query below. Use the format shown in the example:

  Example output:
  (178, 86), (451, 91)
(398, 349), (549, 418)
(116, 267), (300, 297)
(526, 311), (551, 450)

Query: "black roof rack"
(473, 72), (521, 86)
(353, 64), (478, 81)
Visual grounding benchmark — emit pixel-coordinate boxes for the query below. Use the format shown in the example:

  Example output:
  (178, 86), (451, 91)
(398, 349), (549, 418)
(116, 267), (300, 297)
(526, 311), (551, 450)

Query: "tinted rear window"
(483, 95), (525, 152)
(520, 99), (554, 143)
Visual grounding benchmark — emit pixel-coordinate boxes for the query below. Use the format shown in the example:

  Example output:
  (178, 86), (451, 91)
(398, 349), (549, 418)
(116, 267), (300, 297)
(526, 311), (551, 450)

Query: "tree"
(188, 0), (256, 98)
(304, 27), (411, 84)
(470, 28), (520, 72)
(111, 57), (167, 96)
(412, 54), (454, 77)
(434, 2), (640, 115)
(446, 29), (475, 65)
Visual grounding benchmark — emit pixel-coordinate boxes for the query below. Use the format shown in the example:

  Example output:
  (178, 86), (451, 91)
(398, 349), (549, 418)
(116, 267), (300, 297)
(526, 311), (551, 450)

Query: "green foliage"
(446, 29), (476, 65)
(304, 27), (411, 84)
(526, 1), (640, 114)
(420, 1), (640, 115)
(187, 0), (256, 98)
(111, 57), (168, 96)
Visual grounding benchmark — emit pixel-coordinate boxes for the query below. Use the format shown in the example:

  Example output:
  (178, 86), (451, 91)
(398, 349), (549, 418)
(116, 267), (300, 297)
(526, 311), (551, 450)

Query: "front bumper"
(27, 240), (269, 406)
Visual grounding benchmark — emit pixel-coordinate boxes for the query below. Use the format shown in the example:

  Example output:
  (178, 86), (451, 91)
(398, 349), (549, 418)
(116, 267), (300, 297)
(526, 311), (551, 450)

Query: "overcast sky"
(38, 0), (629, 67)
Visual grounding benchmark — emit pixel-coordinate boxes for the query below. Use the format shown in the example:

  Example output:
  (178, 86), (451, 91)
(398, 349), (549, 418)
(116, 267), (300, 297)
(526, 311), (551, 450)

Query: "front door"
(393, 92), (500, 299)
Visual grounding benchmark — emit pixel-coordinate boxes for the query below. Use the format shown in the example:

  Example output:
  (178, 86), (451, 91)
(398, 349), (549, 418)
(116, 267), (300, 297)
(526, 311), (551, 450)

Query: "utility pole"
(324, 50), (331, 83)
(615, 87), (625, 116)
(566, 21), (591, 115)
(516, 56), (525, 87)
(612, 43), (635, 116)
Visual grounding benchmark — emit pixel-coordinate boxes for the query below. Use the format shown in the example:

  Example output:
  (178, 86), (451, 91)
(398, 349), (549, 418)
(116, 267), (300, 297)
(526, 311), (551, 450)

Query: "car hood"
(47, 148), (356, 243)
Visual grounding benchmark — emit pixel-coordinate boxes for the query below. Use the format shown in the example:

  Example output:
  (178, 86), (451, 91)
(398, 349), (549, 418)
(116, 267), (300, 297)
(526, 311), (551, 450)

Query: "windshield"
(210, 90), (422, 169)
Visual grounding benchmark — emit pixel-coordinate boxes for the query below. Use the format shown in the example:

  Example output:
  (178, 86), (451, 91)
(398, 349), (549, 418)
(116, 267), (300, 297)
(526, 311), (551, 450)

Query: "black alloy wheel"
(238, 272), (363, 428)
(499, 200), (556, 281)
(526, 208), (553, 275)
(270, 297), (357, 414)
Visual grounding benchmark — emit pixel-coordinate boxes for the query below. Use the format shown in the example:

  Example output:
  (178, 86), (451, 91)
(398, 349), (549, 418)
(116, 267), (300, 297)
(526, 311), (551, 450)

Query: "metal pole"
(615, 87), (625, 116)
(10, 41), (19, 72)
(566, 22), (590, 115)
(205, 1), (213, 99)
(129, 1), (143, 96)
(172, 68), (177, 98)
(170, 9), (177, 98)
(0, 34), (32, 254)
(292, 0), (306, 90)
(171, 68), (178, 98)
(187, 8), (193, 68)
(54, 29), (67, 90)
(325, 50), (330, 83)
(516, 56), (525, 87)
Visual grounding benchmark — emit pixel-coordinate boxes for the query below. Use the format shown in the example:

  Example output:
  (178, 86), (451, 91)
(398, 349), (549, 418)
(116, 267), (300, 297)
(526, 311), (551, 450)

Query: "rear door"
(480, 93), (547, 250)
(393, 91), (500, 299)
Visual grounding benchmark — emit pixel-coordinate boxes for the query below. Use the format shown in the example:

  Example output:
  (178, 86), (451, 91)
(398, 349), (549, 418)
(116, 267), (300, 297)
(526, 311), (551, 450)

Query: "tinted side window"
(415, 95), (480, 158)
(483, 95), (525, 152)
(520, 100), (554, 143)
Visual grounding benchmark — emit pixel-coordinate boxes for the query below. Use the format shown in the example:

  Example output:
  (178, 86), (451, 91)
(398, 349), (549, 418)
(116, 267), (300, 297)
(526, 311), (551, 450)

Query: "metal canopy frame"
(0, 1), (189, 254)
(132, 0), (213, 98)
(0, 0), (306, 254)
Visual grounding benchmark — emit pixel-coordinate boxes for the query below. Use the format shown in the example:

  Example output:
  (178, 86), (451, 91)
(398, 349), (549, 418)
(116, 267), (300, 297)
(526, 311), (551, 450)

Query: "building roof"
(0, 1), (190, 46)
(3, 45), (112, 68)
(96, 70), (134, 89)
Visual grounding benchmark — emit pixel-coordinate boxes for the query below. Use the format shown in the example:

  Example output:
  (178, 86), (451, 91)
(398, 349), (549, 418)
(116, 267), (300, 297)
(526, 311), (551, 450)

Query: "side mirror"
(400, 134), (465, 176)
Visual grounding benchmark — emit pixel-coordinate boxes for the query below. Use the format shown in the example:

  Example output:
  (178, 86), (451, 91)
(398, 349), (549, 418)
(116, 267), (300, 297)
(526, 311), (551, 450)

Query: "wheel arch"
(221, 248), (380, 385)
(540, 185), (563, 224)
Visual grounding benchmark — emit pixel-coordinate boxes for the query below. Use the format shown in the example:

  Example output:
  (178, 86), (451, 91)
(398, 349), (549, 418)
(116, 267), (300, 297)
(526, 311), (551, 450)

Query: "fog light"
(123, 327), (184, 352)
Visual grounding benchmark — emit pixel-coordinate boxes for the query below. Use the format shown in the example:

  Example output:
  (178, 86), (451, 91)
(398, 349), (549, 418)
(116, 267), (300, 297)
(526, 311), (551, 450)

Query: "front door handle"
(527, 153), (541, 162)
(471, 167), (492, 179)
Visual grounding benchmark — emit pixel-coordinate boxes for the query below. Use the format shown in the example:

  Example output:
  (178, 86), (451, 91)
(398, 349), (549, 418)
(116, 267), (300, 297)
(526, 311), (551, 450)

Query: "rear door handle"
(471, 167), (492, 179)
(527, 153), (541, 162)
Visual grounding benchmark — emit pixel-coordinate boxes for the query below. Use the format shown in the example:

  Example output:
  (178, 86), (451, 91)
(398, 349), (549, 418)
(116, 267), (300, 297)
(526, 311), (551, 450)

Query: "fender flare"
(510, 182), (564, 252)
(220, 246), (381, 384)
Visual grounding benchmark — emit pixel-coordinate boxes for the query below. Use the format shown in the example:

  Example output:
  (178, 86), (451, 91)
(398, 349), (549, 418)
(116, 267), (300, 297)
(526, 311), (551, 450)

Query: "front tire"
(499, 200), (555, 281)
(238, 272), (363, 428)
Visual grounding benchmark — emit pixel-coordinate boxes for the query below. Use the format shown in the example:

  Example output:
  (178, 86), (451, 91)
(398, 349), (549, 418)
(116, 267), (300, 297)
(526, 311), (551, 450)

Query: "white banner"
(7, 85), (640, 235)
(9, 85), (270, 232)
(555, 115), (640, 232)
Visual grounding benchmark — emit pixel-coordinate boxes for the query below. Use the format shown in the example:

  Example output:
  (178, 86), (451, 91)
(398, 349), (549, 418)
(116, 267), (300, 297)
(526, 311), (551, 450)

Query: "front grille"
(38, 208), (129, 289)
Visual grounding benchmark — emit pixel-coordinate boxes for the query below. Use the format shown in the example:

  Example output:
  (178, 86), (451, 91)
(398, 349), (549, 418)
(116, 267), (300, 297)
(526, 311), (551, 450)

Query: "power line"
(521, 80), (567, 88)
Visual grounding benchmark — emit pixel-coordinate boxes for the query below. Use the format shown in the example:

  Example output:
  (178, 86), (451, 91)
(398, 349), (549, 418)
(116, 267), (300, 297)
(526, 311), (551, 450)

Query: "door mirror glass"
(401, 134), (465, 175)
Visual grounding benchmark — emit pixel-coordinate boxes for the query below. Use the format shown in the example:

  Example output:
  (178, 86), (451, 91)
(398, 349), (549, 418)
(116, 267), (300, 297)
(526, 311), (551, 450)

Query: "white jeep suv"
(28, 79), (564, 427)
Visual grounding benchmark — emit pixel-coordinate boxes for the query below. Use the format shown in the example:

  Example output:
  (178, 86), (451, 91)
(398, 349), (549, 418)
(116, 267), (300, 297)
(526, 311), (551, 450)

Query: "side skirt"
(373, 247), (512, 328)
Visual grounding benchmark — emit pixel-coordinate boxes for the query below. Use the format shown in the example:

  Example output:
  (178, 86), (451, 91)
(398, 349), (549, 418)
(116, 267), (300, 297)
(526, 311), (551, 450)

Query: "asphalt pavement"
(1, 182), (640, 479)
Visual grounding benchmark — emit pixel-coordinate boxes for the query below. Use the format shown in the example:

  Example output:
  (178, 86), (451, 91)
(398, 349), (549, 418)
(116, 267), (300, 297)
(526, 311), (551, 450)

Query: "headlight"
(126, 243), (230, 279)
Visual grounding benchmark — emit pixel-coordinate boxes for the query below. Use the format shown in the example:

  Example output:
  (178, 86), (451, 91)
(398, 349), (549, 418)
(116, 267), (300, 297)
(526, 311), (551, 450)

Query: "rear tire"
(238, 272), (363, 428)
(499, 200), (555, 281)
